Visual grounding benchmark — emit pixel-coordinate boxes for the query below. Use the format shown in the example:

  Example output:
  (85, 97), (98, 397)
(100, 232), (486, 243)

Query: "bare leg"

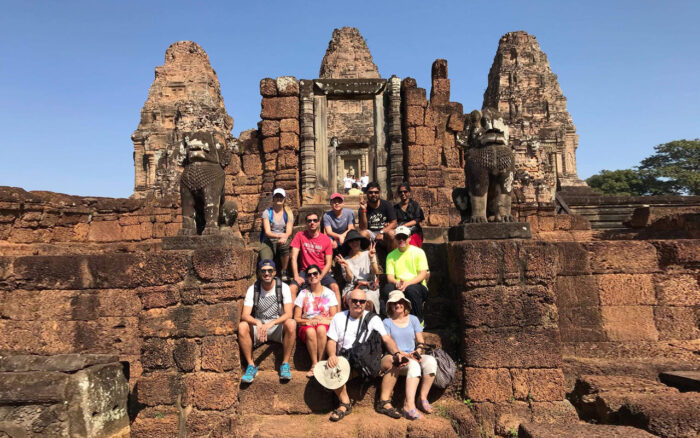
(404, 377), (420, 412)
(289, 283), (298, 303)
(316, 325), (328, 362)
(238, 321), (256, 366)
(419, 374), (436, 401)
(304, 327), (318, 374)
(282, 319), (296, 364)
(280, 253), (290, 272)
(379, 355), (397, 402)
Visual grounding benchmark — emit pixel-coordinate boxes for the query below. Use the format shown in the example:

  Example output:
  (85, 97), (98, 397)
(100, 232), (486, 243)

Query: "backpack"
(259, 207), (289, 242)
(342, 311), (383, 380)
(251, 278), (284, 320)
(431, 348), (456, 389)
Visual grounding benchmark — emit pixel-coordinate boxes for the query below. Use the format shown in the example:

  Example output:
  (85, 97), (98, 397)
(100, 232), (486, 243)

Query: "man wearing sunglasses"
(325, 288), (404, 422)
(239, 259), (296, 383)
(358, 181), (397, 251)
(290, 212), (341, 305)
(383, 226), (429, 324)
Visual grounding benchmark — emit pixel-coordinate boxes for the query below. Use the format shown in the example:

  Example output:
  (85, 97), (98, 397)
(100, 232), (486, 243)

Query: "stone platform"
(448, 222), (531, 241)
(161, 232), (245, 250)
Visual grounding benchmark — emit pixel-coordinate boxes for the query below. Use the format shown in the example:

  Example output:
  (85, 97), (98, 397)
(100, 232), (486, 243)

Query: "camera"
(392, 354), (409, 367)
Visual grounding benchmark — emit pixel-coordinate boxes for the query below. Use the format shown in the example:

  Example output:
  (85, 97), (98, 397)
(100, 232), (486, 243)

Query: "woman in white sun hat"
(377, 290), (437, 420)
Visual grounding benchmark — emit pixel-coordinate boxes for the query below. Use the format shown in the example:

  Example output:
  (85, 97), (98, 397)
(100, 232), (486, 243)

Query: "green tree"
(586, 139), (700, 196)
(638, 139), (700, 195)
(586, 169), (648, 196)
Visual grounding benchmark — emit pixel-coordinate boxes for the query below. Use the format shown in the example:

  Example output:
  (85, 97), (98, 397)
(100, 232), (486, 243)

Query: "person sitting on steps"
(293, 264), (339, 378)
(358, 181), (397, 254)
(289, 211), (342, 305)
(322, 192), (355, 252)
(382, 226), (429, 323)
(239, 259), (296, 383)
(259, 188), (294, 282)
(377, 290), (437, 420)
(325, 288), (404, 422)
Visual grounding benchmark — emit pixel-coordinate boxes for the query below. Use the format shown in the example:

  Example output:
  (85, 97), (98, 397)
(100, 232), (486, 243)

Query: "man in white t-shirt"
(325, 288), (403, 422)
(359, 172), (369, 189)
(239, 259), (296, 383)
(343, 173), (355, 194)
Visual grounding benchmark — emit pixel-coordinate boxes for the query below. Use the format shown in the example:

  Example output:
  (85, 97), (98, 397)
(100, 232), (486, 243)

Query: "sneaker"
(241, 364), (258, 383)
(279, 362), (291, 380)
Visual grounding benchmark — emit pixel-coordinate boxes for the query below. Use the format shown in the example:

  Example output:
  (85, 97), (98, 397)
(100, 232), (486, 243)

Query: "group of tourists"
(343, 171), (370, 194)
(240, 181), (435, 422)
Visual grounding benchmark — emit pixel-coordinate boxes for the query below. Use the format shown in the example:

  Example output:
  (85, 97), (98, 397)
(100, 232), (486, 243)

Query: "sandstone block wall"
(0, 187), (180, 252)
(447, 239), (576, 435)
(0, 247), (257, 437)
(555, 240), (700, 349)
(400, 60), (465, 227)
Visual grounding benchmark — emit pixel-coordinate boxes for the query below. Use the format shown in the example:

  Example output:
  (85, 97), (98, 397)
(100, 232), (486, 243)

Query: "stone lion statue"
(455, 108), (515, 223)
(177, 132), (233, 235)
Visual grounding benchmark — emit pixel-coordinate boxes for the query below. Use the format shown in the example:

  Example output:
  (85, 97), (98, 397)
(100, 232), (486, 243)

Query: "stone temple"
(0, 27), (698, 438)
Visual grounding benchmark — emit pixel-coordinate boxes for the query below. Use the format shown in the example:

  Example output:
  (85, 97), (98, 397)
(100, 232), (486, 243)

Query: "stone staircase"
(234, 331), (464, 437)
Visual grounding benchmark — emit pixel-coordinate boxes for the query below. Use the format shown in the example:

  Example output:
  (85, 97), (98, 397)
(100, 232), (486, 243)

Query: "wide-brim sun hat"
(344, 229), (370, 250)
(313, 356), (351, 390)
(386, 290), (412, 310)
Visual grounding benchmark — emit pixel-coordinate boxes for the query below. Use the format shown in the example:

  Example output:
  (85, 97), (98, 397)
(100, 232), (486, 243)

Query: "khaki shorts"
(252, 322), (285, 348)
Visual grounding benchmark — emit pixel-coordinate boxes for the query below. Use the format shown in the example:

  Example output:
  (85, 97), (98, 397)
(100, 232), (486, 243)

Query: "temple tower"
(132, 41), (233, 198)
(299, 27), (402, 200)
(483, 31), (587, 203)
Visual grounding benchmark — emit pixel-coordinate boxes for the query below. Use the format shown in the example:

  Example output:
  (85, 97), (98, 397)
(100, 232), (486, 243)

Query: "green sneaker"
(279, 362), (291, 380)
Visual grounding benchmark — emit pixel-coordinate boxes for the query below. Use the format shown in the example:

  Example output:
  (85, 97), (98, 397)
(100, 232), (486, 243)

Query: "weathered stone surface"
(597, 274), (656, 306)
(238, 370), (334, 414)
(319, 27), (380, 79)
(461, 285), (556, 328)
(192, 247), (256, 281)
(463, 368), (512, 402)
(141, 338), (175, 370)
(201, 336), (239, 372)
(653, 306), (700, 340)
(260, 96), (299, 119)
(519, 422), (657, 438)
(510, 368), (566, 401)
(654, 272), (699, 306)
(183, 372), (238, 410)
(601, 306), (659, 341)
(136, 371), (181, 406)
(463, 327), (562, 368)
(0, 354), (119, 372)
(585, 241), (658, 274)
(161, 233), (244, 250)
(131, 406), (179, 438)
(0, 371), (70, 403)
(448, 223), (531, 241)
(173, 338), (198, 372)
(132, 41), (234, 198)
(139, 303), (239, 338)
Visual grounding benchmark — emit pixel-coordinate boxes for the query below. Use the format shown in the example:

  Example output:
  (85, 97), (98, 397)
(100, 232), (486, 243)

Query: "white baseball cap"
(395, 225), (411, 237)
(272, 188), (286, 198)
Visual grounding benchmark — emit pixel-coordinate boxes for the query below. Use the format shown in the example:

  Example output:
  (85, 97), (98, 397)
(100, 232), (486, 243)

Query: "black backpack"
(251, 277), (284, 319)
(343, 311), (383, 380)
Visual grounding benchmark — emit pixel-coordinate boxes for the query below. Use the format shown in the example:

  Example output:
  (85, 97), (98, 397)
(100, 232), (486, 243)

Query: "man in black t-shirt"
(358, 182), (397, 251)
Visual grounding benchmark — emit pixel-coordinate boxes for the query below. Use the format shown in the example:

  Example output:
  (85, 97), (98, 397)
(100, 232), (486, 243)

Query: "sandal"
(375, 400), (402, 419)
(403, 408), (422, 420)
(419, 399), (433, 414)
(329, 402), (352, 422)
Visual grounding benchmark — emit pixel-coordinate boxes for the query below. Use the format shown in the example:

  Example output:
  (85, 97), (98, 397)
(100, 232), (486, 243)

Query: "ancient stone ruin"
(0, 27), (698, 438)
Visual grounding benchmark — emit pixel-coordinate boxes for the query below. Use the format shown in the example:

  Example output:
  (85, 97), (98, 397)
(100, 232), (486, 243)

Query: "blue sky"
(1, 1), (698, 198)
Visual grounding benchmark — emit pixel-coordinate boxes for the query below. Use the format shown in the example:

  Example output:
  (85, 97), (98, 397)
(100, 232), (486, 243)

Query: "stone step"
(659, 370), (700, 392)
(232, 405), (459, 438)
(244, 330), (449, 373)
(519, 422), (658, 438)
(238, 369), (453, 416)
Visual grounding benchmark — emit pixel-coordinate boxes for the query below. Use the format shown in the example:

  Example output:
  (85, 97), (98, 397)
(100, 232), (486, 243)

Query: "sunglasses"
(350, 298), (367, 305)
(398, 190), (409, 194)
(367, 191), (380, 195)
(331, 198), (343, 203)
(396, 235), (409, 241)
(307, 271), (320, 277)
(306, 218), (319, 223)
(260, 268), (275, 274)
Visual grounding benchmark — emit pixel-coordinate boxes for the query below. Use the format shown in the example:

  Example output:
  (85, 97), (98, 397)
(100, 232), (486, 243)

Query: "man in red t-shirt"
(290, 212), (341, 304)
